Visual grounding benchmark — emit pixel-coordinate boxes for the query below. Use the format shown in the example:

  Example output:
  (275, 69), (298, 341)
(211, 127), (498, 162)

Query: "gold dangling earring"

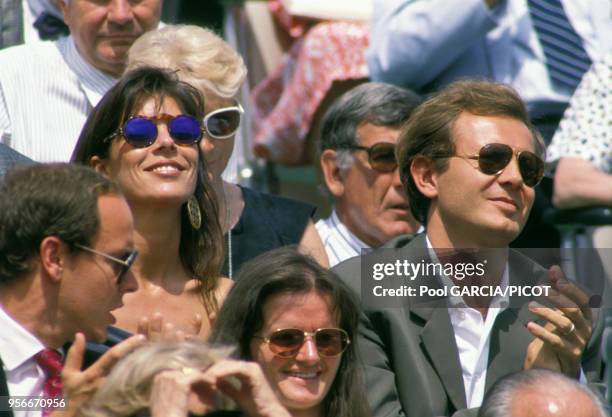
(187, 195), (202, 230)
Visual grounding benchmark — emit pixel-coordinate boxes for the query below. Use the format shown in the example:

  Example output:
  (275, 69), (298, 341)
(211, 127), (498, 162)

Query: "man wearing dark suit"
(0, 164), (143, 417)
(333, 80), (601, 417)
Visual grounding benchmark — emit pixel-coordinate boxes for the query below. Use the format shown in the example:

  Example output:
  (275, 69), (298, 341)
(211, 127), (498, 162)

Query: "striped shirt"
(0, 36), (117, 162)
(315, 209), (372, 267)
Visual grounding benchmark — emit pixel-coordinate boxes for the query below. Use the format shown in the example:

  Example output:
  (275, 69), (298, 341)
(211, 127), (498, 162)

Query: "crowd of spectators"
(0, 1), (609, 417)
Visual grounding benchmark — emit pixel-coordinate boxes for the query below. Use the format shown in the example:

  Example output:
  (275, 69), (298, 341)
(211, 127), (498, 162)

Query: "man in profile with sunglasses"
(0, 163), (144, 416)
(317, 82), (422, 267)
(333, 80), (602, 417)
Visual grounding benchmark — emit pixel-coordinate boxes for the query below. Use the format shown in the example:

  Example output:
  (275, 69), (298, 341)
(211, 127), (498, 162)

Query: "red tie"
(35, 348), (63, 417)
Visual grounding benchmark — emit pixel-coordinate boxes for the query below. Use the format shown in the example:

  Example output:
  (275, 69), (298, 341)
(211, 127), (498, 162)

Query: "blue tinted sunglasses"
(104, 113), (203, 148)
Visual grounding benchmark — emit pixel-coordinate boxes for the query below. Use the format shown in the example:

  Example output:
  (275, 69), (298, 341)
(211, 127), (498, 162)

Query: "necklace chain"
(223, 184), (233, 279)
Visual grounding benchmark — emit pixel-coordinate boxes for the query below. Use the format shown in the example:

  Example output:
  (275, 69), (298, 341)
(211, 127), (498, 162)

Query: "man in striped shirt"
(316, 82), (422, 267)
(0, 0), (163, 162)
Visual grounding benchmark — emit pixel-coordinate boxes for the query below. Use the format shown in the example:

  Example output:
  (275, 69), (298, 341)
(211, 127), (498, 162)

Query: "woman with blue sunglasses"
(126, 25), (329, 279)
(72, 67), (233, 339)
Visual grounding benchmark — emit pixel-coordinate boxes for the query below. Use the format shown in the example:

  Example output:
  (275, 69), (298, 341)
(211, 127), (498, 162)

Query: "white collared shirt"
(315, 209), (372, 267)
(0, 306), (47, 417)
(425, 236), (509, 408)
(0, 36), (117, 162)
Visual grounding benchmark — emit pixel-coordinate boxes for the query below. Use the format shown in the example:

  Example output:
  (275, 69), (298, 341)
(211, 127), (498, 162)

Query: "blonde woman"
(82, 341), (291, 417)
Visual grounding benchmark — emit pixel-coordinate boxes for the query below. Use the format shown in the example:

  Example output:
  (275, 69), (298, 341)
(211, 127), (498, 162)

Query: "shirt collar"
(331, 209), (371, 251)
(27, 0), (64, 20)
(58, 36), (118, 106)
(424, 235), (510, 309)
(0, 306), (46, 371)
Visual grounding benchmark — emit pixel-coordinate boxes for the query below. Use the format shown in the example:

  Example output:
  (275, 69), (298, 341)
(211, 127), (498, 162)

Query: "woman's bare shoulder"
(216, 277), (234, 305)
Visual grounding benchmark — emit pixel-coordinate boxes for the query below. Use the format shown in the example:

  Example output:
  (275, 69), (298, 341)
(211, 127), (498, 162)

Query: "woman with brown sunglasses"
(211, 247), (371, 417)
(126, 24), (329, 279)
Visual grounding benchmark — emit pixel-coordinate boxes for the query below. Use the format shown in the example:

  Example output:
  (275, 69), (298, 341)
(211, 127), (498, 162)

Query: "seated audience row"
(333, 79), (603, 417)
(0, 47), (608, 417)
(0, 163), (364, 416)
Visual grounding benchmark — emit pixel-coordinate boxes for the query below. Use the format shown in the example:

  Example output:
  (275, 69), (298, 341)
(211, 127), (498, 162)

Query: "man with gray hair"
(316, 82), (422, 266)
(478, 369), (607, 417)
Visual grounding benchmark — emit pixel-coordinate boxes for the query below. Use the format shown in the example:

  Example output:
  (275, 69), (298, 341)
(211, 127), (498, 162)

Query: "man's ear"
(90, 156), (110, 177)
(320, 149), (345, 197)
(39, 236), (66, 283)
(410, 156), (439, 199)
(57, 0), (70, 23)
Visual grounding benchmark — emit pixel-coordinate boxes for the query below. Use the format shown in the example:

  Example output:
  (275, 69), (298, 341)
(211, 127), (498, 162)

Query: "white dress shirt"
(0, 35), (117, 162)
(0, 306), (47, 417)
(425, 236), (509, 408)
(316, 209), (372, 267)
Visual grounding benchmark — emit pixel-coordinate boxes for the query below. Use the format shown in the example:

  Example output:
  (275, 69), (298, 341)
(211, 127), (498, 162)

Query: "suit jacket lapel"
(401, 235), (467, 411)
(415, 305), (467, 411)
(0, 356), (15, 417)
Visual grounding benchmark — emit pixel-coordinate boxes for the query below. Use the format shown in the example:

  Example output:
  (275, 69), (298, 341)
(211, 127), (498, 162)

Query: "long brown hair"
(71, 67), (224, 313)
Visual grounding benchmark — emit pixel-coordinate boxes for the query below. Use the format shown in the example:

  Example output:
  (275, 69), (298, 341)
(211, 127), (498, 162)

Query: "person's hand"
(150, 369), (216, 417)
(200, 360), (291, 417)
(524, 266), (594, 377)
(137, 312), (203, 342)
(51, 332), (146, 417)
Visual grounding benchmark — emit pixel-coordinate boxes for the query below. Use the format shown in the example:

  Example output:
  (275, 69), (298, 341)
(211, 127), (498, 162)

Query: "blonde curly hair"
(81, 341), (231, 417)
(126, 24), (247, 99)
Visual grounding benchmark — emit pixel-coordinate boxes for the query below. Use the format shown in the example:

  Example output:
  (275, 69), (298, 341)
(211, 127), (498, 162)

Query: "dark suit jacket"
(333, 234), (602, 417)
(1, 357), (14, 417)
(0, 144), (33, 179)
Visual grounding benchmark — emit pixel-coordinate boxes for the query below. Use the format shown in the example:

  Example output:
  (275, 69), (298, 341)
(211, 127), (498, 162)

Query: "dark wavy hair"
(71, 66), (224, 313)
(210, 247), (371, 417)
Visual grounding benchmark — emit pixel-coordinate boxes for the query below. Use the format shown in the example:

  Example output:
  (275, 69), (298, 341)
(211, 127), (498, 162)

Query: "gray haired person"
(316, 82), (422, 266)
(478, 369), (607, 417)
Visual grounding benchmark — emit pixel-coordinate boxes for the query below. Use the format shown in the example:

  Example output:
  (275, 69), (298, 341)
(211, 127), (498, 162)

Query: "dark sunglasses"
(254, 328), (350, 358)
(74, 243), (138, 285)
(105, 113), (203, 148)
(203, 103), (243, 140)
(342, 142), (397, 173)
(440, 143), (545, 187)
